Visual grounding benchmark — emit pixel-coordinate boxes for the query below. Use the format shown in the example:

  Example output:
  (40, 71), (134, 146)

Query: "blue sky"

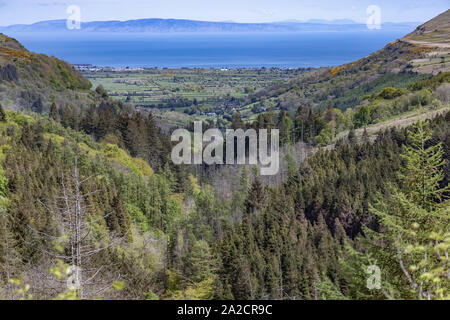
(0, 0), (448, 26)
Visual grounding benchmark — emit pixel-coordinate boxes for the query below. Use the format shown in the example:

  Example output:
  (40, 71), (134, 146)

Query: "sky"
(0, 0), (448, 26)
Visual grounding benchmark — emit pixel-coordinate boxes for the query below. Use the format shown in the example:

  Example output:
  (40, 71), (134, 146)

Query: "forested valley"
(0, 85), (448, 299)
(0, 10), (449, 300)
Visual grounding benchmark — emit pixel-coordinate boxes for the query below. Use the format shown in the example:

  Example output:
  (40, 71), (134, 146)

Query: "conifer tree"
(348, 127), (356, 144)
(278, 108), (293, 145)
(244, 169), (267, 215)
(184, 240), (215, 283)
(231, 113), (244, 130)
(0, 103), (6, 122)
(82, 105), (98, 136)
(0, 168), (21, 296)
(368, 121), (449, 299)
(294, 105), (306, 142)
(231, 166), (249, 218)
(50, 102), (59, 121)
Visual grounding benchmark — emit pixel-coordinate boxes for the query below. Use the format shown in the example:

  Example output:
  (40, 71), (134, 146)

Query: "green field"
(82, 68), (306, 117)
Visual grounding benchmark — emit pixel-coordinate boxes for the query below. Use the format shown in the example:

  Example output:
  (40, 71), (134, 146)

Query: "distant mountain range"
(0, 18), (420, 33)
(283, 19), (359, 25)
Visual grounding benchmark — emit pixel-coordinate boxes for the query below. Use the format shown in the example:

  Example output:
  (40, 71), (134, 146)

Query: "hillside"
(0, 33), (95, 113)
(242, 40), (429, 112)
(242, 11), (450, 115)
(0, 108), (176, 299)
(400, 9), (450, 74)
(3, 97), (449, 300)
(404, 9), (450, 44)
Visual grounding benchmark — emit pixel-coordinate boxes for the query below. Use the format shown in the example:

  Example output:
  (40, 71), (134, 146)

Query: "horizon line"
(0, 17), (423, 28)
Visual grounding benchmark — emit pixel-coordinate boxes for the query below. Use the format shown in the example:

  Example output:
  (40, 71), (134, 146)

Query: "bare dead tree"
(33, 158), (119, 299)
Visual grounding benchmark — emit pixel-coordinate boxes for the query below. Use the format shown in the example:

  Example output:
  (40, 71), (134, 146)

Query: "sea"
(7, 31), (410, 68)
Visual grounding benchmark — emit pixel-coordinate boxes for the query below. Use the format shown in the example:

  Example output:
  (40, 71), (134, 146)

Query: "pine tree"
(244, 170), (267, 215)
(0, 167), (21, 295)
(20, 122), (34, 148)
(145, 112), (161, 168)
(348, 127), (356, 144)
(60, 105), (73, 128)
(368, 121), (449, 299)
(50, 102), (59, 121)
(294, 105), (306, 142)
(184, 240), (215, 283)
(231, 113), (244, 130)
(231, 167), (249, 218)
(82, 105), (98, 136)
(0, 208), (21, 297)
(398, 121), (447, 209)
(0, 103), (6, 122)
(278, 108), (293, 145)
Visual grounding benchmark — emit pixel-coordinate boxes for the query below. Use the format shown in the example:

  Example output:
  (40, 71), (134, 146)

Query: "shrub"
(436, 83), (450, 103)
(376, 87), (405, 100)
(95, 85), (109, 98)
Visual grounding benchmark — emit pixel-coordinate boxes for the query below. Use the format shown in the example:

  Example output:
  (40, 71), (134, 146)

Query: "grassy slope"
(0, 33), (94, 113)
(401, 10), (450, 74)
(403, 9), (450, 44)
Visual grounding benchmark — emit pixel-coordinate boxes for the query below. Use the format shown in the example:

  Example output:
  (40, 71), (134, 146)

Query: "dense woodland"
(0, 70), (448, 299)
(0, 23), (449, 299)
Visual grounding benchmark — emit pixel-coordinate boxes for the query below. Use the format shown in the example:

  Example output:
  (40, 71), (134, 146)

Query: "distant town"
(72, 64), (308, 72)
(72, 64), (145, 72)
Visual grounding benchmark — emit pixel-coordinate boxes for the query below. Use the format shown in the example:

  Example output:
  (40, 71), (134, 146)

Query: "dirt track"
(358, 106), (450, 137)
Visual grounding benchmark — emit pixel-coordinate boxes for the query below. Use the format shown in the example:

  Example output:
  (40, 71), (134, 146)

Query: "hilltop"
(0, 33), (115, 114)
(400, 9), (450, 74)
(403, 9), (450, 44)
